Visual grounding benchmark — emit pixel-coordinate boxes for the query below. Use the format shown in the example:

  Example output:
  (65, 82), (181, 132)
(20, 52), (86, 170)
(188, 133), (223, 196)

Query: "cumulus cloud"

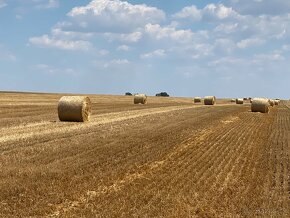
(51, 27), (94, 40)
(173, 4), (240, 22)
(66, 0), (165, 33)
(145, 23), (194, 43)
(117, 45), (130, 51)
(102, 59), (130, 68)
(203, 4), (239, 21)
(208, 57), (245, 67)
(140, 49), (166, 59)
(237, 37), (265, 49)
(29, 35), (92, 51)
(254, 53), (285, 62)
(173, 5), (201, 21)
(104, 31), (142, 43)
(32, 64), (77, 75)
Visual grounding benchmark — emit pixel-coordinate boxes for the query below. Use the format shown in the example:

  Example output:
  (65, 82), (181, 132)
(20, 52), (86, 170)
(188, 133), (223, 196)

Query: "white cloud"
(237, 37), (265, 49)
(214, 38), (236, 54)
(104, 31), (142, 43)
(214, 23), (239, 34)
(203, 4), (238, 20)
(174, 4), (240, 22)
(67, 0), (165, 33)
(209, 57), (245, 67)
(51, 27), (94, 40)
(103, 59), (130, 68)
(117, 45), (130, 51)
(254, 53), (285, 61)
(98, 49), (109, 56)
(145, 23), (194, 43)
(168, 43), (213, 60)
(140, 49), (166, 59)
(173, 5), (201, 21)
(29, 35), (92, 51)
(32, 64), (77, 75)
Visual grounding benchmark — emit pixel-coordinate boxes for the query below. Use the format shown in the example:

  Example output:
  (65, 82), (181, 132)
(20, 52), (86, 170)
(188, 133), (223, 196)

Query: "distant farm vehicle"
(125, 92), (133, 96)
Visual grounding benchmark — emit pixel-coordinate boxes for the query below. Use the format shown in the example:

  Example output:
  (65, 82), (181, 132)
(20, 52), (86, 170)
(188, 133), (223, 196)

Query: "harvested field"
(0, 92), (289, 217)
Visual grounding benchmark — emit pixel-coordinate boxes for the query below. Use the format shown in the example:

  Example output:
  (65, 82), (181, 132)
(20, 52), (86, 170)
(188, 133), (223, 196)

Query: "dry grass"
(0, 92), (288, 217)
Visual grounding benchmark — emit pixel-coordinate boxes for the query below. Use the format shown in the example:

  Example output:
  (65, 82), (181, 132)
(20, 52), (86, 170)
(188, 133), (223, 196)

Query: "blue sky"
(0, 0), (289, 98)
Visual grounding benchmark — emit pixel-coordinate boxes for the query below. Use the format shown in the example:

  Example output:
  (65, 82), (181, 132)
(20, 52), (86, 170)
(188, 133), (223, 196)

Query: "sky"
(0, 0), (290, 98)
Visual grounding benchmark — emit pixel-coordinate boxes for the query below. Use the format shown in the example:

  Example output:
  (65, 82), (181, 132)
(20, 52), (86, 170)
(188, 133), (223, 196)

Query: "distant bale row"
(57, 93), (148, 122)
(250, 97), (281, 113)
(56, 94), (281, 122)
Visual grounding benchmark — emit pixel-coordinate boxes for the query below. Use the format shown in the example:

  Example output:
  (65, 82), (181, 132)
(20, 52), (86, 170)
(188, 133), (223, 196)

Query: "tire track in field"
(262, 105), (290, 217)
(137, 111), (263, 216)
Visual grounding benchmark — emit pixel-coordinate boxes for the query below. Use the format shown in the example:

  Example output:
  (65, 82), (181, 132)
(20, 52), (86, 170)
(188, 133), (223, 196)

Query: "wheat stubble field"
(0, 92), (289, 217)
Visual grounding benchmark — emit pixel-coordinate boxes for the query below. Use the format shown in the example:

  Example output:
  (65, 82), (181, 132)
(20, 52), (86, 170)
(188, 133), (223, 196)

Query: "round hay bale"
(269, 99), (275, 107)
(236, 98), (244, 104)
(230, 99), (236, 103)
(251, 98), (270, 113)
(204, 96), (216, 105)
(274, 100), (279, 105)
(250, 98), (253, 103)
(58, 96), (91, 122)
(134, 94), (147, 104)
(194, 97), (202, 103)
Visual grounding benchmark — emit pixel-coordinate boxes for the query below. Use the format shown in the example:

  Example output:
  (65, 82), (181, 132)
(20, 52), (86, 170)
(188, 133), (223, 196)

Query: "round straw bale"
(251, 98), (270, 113)
(134, 94), (147, 104)
(274, 100), (279, 105)
(236, 98), (244, 104)
(58, 96), (91, 122)
(268, 99), (275, 107)
(231, 99), (236, 103)
(194, 97), (202, 103)
(204, 96), (216, 105)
